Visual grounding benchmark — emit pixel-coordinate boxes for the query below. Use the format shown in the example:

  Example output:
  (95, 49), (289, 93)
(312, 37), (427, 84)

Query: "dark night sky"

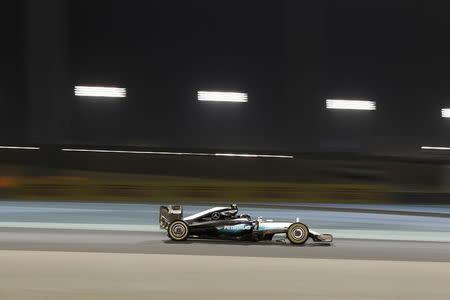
(0, 1), (26, 144)
(2, 0), (450, 154)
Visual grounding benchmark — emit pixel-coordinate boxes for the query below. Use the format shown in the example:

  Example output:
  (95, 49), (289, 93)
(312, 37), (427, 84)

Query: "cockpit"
(183, 204), (239, 222)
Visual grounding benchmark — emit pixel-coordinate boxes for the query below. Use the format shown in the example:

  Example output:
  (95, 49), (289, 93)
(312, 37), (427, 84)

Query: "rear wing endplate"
(159, 205), (183, 229)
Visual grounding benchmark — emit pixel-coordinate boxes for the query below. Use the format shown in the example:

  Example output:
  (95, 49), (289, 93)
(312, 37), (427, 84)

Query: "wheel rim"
(171, 223), (187, 238)
(293, 228), (304, 240)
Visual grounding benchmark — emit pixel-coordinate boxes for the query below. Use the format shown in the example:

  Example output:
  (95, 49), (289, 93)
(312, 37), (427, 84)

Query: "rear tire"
(287, 222), (309, 245)
(168, 220), (189, 241)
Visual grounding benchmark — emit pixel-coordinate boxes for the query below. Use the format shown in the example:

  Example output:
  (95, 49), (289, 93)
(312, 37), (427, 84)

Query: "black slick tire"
(287, 222), (309, 245)
(168, 220), (189, 241)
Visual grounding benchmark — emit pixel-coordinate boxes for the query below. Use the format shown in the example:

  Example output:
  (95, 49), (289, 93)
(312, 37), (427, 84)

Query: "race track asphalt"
(2, 201), (449, 300)
(1, 228), (450, 262)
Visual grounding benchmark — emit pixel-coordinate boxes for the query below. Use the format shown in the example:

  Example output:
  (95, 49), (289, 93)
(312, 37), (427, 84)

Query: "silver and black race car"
(160, 204), (333, 245)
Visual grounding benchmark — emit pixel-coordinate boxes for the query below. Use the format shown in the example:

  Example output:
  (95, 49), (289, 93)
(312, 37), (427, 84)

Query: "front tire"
(168, 220), (189, 241)
(287, 222), (309, 245)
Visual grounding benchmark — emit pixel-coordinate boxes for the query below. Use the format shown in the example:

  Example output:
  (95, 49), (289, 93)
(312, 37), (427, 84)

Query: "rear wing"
(159, 205), (183, 229)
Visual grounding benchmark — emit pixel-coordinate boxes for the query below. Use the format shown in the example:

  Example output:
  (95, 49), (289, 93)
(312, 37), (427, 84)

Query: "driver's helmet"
(222, 203), (238, 217)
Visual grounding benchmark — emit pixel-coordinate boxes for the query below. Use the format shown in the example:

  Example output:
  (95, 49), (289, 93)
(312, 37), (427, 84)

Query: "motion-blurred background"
(2, 0), (450, 204)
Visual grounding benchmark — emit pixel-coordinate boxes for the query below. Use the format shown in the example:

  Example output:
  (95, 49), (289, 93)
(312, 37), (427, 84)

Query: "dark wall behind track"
(3, 1), (450, 155)
(0, 2), (26, 143)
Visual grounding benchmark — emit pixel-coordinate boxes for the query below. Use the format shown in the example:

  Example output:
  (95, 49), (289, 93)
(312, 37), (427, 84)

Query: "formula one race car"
(160, 204), (333, 245)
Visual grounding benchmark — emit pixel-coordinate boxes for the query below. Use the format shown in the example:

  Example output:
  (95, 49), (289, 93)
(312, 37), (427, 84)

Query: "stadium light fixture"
(214, 153), (293, 159)
(61, 148), (210, 156)
(0, 146), (40, 150)
(74, 86), (127, 98)
(421, 146), (450, 151)
(61, 148), (293, 159)
(326, 99), (376, 111)
(441, 109), (450, 118)
(198, 91), (248, 103)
